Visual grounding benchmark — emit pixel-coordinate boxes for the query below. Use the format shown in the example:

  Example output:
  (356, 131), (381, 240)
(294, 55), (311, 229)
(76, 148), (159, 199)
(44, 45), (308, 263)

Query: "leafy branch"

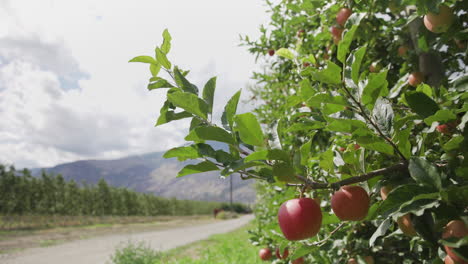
(289, 162), (408, 190)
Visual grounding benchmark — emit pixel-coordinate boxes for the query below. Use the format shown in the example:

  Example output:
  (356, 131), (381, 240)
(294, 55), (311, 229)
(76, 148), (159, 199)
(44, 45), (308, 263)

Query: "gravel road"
(1, 214), (254, 264)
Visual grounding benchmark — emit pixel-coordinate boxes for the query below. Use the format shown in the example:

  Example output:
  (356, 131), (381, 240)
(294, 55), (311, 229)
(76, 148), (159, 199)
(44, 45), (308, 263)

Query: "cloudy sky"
(0, 0), (271, 168)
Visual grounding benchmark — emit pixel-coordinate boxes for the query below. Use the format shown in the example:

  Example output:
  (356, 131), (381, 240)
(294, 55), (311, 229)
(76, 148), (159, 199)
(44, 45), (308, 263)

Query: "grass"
(111, 222), (264, 264)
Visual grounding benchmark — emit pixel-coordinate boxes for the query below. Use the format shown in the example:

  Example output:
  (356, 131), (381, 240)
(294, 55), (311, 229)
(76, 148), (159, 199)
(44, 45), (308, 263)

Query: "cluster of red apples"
(259, 247), (305, 263)
(258, 4), (464, 263)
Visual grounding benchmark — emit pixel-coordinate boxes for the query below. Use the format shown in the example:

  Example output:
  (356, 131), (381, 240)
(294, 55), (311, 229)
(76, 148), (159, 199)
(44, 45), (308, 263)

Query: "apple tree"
(131, 0), (467, 263)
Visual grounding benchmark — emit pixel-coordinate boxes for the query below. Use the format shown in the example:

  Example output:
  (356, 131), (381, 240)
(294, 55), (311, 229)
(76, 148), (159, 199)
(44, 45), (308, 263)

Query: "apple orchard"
(131, 0), (467, 263)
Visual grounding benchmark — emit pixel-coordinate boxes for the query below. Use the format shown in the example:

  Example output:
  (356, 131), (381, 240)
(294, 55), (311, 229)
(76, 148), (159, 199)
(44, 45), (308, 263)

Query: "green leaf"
(220, 160), (263, 176)
(443, 136), (464, 152)
(376, 184), (435, 216)
(156, 101), (192, 126)
(423, 109), (457, 126)
(300, 138), (313, 166)
(289, 246), (316, 260)
(345, 45), (367, 85)
(299, 79), (315, 100)
(307, 93), (348, 106)
(389, 73), (409, 99)
(155, 47), (171, 69)
(164, 146), (200, 161)
(361, 70), (389, 110)
(440, 237), (468, 248)
(409, 157), (442, 190)
(275, 48), (295, 60)
(338, 13), (366, 63)
(161, 29), (172, 54)
(273, 162), (299, 183)
(148, 79), (174, 90)
(185, 126), (236, 145)
(177, 161), (219, 177)
(369, 218), (392, 246)
(244, 149), (290, 163)
(319, 148), (334, 172)
(150, 63), (161, 77)
(311, 61), (342, 85)
(221, 90), (241, 130)
(129, 56), (157, 64)
(405, 91), (440, 118)
(174, 67), (198, 94)
(163, 143), (216, 161)
(167, 91), (209, 120)
(202, 77), (216, 113)
(214, 150), (235, 165)
(326, 118), (368, 133)
(322, 212), (341, 225)
(372, 98), (394, 137)
(285, 122), (325, 132)
(394, 127), (412, 159)
(234, 113), (265, 146)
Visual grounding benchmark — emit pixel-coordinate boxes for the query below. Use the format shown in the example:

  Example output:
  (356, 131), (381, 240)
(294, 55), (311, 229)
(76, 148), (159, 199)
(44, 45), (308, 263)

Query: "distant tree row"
(0, 165), (243, 216)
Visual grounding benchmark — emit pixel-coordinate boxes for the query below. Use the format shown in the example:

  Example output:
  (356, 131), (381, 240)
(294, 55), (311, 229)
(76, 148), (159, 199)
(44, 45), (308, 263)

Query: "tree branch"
(291, 162), (408, 190)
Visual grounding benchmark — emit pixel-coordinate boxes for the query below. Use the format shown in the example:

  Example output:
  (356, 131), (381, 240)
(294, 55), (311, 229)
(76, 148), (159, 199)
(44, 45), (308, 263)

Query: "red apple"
(339, 147), (346, 152)
(348, 256), (374, 264)
(297, 29), (305, 37)
(380, 186), (392, 201)
(437, 124), (452, 135)
(445, 255), (456, 264)
(278, 198), (322, 240)
(303, 62), (311, 67)
(455, 39), (467, 50)
(293, 257), (305, 264)
(354, 144), (361, 150)
(424, 5), (454, 33)
(331, 26), (344, 44)
(397, 214), (417, 237)
(408, 72), (424, 87)
(268, 49), (275, 56)
(398, 45), (409, 57)
(259, 248), (272, 261)
(364, 256), (375, 264)
(276, 247), (289, 259)
(331, 185), (370, 221)
(369, 62), (382, 73)
(443, 220), (468, 264)
(336, 8), (352, 27)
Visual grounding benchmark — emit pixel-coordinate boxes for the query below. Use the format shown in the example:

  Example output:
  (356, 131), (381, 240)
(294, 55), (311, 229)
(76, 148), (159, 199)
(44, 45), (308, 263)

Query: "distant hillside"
(34, 148), (256, 204)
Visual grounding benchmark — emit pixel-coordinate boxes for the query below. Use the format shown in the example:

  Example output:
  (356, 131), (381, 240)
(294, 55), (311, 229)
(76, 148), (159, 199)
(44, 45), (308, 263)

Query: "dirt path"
(0, 214), (254, 264)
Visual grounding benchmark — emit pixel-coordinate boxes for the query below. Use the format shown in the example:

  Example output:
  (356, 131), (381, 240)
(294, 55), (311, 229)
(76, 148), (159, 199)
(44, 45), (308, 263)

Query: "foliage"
(133, 0), (467, 262)
(0, 165), (226, 218)
(112, 242), (161, 264)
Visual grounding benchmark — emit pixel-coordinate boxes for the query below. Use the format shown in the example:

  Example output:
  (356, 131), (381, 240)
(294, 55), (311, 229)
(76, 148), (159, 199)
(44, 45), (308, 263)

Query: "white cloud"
(0, 0), (269, 168)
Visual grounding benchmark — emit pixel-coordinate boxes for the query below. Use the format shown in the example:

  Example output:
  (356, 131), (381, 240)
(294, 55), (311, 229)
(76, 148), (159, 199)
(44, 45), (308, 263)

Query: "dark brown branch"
(292, 162), (407, 190)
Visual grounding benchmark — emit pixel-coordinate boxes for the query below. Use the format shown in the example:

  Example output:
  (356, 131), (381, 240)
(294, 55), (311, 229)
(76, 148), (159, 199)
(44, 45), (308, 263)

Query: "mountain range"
(33, 147), (256, 204)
